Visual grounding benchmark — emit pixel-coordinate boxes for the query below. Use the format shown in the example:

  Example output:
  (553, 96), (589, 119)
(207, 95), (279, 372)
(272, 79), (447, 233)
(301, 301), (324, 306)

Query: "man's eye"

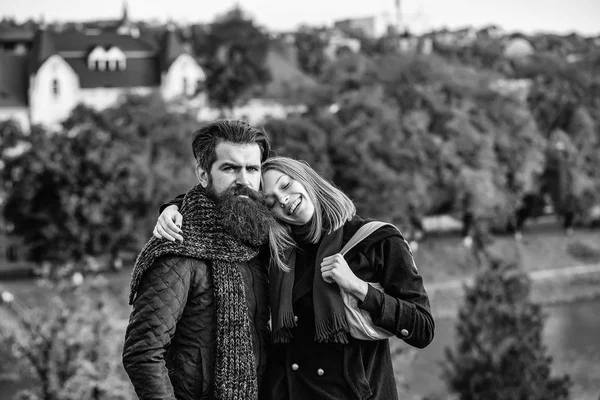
(249, 167), (260, 172)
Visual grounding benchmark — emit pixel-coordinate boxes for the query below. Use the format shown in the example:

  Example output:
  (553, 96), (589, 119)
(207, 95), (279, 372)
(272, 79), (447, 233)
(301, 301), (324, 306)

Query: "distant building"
(381, 29), (433, 55)
(324, 30), (361, 59)
(431, 27), (478, 47)
(0, 27), (34, 54)
(489, 78), (532, 103)
(398, 32), (433, 55)
(198, 98), (306, 125)
(477, 25), (506, 39)
(334, 16), (377, 38)
(0, 4), (206, 130)
(504, 36), (535, 59)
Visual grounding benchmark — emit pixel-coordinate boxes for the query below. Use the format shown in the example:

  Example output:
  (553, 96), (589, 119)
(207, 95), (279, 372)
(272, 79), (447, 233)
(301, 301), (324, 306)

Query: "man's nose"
(235, 169), (250, 186)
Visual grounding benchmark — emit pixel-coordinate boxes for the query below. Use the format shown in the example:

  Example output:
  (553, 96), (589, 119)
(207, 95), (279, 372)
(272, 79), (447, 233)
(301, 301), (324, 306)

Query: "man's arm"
(154, 194), (185, 242)
(159, 194), (185, 214)
(122, 257), (191, 399)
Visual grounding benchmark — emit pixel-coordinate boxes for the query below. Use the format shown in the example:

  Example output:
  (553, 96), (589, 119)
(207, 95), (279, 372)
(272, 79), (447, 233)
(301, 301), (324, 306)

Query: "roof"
(0, 28), (35, 42)
(29, 29), (56, 73)
(0, 54), (28, 107)
(63, 57), (160, 88)
(160, 28), (188, 71)
(52, 31), (157, 53)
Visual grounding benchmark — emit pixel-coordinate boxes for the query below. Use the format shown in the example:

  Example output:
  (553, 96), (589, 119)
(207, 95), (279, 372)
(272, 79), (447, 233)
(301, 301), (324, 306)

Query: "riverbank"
(427, 262), (600, 318)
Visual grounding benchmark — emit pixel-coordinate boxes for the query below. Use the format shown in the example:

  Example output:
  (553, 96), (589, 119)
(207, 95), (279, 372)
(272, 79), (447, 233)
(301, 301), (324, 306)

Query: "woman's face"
(262, 169), (315, 226)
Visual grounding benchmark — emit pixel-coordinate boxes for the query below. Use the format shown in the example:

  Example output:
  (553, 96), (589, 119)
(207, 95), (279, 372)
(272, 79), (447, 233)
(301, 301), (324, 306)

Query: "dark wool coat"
(267, 216), (435, 400)
(122, 255), (270, 400)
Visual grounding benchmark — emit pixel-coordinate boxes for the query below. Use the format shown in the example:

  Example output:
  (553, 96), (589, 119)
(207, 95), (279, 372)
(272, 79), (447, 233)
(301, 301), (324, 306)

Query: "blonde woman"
(155, 156), (434, 400)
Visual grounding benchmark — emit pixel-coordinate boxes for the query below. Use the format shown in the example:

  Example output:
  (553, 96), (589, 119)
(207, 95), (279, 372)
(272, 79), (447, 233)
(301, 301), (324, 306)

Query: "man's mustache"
(224, 185), (265, 204)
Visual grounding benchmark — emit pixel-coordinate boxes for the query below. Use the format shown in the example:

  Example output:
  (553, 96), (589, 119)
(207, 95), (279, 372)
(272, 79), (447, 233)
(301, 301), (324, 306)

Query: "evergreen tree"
(443, 261), (571, 400)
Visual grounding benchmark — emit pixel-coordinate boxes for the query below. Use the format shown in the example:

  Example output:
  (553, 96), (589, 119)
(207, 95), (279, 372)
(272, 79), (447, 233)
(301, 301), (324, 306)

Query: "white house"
(324, 30), (362, 59)
(0, 22), (206, 129)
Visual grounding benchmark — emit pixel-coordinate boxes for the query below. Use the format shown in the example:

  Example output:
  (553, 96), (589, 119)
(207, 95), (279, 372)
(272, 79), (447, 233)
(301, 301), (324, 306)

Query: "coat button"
(291, 363), (299, 371)
(294, 315), (299, 323)
(317, 368), (325, 376)
(401, 329), (409, 337)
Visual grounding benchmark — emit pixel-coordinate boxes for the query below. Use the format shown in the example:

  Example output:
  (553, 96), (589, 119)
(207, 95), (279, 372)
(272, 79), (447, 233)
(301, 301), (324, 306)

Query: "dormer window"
(88, 46), (106, 70)
(105, 47), (127, 71)
(88, 46), (126, 71)
(52, 79), (60, 97)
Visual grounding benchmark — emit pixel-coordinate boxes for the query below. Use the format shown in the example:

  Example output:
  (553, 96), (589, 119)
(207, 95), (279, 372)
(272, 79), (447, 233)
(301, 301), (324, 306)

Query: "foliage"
(200, 7), (271, 108)
(294, 26), (329, 77)
(263, 117), (333, 178)
(443, 261), (572, 400)
(0, 95), (196, 267)
(0, 278), (134, 400)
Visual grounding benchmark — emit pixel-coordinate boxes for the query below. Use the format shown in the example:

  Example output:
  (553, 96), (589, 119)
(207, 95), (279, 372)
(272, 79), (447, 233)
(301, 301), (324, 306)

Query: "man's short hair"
(191, 120), (271, 172)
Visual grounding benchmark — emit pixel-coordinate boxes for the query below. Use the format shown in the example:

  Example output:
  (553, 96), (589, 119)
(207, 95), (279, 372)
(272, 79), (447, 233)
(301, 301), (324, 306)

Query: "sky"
(3, 0), (600, 36)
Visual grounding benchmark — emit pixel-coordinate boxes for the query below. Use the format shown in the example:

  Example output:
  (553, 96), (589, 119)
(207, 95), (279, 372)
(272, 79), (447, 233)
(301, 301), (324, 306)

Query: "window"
(88, 46), (126, 71)
(183, 77), (188, 96)
(52, 79), (60, 97)
(7, 245), (19, 262)
(196, 79), (204, 92)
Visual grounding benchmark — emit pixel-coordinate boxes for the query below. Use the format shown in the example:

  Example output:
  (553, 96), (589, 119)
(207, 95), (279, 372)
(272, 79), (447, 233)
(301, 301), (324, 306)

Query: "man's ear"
(196, 164), (209, 188)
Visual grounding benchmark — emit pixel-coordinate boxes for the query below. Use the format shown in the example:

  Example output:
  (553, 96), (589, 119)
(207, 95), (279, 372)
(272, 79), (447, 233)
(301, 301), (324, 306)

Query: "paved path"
(427, 262), (600, 318)
(428, 262), (600, 291)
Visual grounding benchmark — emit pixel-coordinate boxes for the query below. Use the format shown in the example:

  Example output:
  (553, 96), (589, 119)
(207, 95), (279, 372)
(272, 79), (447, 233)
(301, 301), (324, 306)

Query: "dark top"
(122, 256), (270, 400)
(267, 217), (435, 400)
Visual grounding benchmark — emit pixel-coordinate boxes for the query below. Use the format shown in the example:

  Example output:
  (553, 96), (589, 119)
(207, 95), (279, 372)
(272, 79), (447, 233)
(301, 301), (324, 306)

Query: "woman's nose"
(279, 195), (289, 207)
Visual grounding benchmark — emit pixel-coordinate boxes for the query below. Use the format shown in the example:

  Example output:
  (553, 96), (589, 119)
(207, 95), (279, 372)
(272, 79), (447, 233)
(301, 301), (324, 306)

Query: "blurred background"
(1, 0), (600, 399)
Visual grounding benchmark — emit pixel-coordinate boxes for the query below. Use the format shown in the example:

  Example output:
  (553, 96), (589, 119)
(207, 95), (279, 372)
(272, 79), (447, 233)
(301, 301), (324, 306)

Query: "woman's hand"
(320, 254), (369, 301)
(153, 205), (184, 242)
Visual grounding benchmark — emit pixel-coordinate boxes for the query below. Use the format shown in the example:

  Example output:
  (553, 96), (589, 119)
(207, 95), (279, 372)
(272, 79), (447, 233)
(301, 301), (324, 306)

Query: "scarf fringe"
(315, 312), (350, 344)
(272, 310), (297, 344)
(272, 327), (292, 344)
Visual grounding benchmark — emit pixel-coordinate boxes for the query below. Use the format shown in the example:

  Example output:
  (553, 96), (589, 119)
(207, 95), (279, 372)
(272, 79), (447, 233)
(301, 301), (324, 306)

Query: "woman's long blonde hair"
(262, 157), (356, 247)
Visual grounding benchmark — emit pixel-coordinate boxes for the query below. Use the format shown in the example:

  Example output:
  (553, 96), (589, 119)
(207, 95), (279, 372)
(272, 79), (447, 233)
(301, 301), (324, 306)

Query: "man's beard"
(208, 184), (276, 248)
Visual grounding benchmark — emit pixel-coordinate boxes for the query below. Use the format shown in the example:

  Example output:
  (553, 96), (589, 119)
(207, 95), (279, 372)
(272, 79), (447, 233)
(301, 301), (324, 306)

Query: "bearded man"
(123, 120), (280, 400)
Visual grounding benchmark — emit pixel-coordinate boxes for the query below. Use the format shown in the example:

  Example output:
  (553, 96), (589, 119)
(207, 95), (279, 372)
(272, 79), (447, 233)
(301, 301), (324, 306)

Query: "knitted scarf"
(129, 184), (260, 400)
(270, 227), (351, 344)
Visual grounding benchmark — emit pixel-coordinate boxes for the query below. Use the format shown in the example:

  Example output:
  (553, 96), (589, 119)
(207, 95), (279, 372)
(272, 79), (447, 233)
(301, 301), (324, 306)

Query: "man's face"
(196, 142), (262, 195)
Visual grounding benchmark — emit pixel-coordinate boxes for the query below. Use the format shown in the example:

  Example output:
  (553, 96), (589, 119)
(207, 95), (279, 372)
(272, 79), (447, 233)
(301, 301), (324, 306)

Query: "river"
(400, 297), (600, 399)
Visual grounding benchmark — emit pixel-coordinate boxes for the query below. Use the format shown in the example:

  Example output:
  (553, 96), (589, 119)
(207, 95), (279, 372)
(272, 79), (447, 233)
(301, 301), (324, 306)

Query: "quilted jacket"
(122, 255), (270, 400)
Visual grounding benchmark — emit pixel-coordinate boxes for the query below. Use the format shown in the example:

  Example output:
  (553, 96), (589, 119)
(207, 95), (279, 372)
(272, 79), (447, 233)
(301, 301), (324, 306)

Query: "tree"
(202, 7), (271, 109)
(443, 260), (571, 400)
(1, 96), (197, 268)
(1, 115), (150, 266)
(0, 279), (133, 400)
(294, 26), (328, 77)
(263, 118), (333, 178)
